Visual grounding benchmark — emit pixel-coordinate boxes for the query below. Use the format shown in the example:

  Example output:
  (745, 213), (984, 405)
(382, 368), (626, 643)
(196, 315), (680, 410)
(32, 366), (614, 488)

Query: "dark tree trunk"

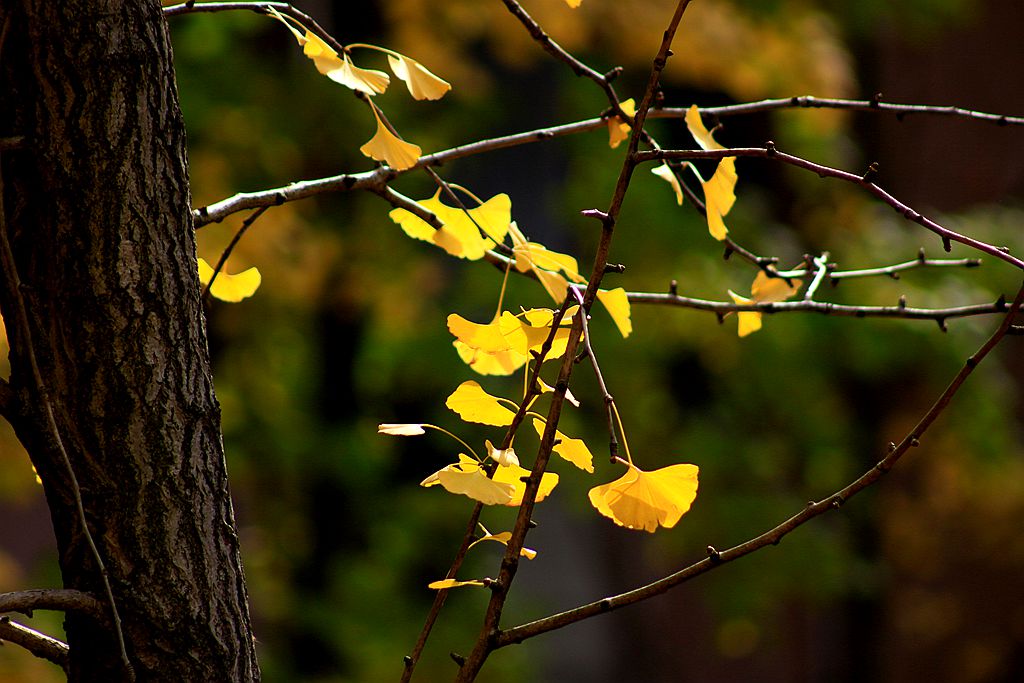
(0, 1), (259, 680)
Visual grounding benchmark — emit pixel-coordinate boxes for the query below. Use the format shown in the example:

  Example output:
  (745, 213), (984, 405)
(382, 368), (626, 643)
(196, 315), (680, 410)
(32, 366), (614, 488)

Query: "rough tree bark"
(0, 1), (260, 680)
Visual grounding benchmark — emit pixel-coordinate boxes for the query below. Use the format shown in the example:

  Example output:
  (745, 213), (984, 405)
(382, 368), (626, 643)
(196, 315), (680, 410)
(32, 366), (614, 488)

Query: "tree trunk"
(0, 1), (260, 680)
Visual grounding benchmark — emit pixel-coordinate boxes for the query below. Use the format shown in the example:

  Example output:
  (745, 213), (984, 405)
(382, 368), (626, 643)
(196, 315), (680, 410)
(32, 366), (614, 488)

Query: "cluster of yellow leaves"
(391, 191), (511, 260)
(727, 270), (803, 337)
(448, 307), (575, 376)
(267, 8), (451, 170)
(197, 257), (261, 303)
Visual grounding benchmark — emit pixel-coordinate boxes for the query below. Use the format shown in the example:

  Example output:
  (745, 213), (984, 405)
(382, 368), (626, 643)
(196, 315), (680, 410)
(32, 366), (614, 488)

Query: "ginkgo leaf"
(537, 377), (580, 407)
(702, 156), (737, 241)
(469, 528), (537, 560)
(608, 98), (636, 149)
(685, 104), (725, 151)
(377, 423), (426, 436)
(360, 106), (421, 170)
(454, 340), (527, 376)
(387, 53), (451, 100)
(596, 287), (632, 338)
(727, 271), (802, 337)
(499, 308), (576, 359)
(508, 222), (584, 303)
(588, 462), (699, 532)
(531, 418), (594, 473)
(486, 439), (519, 468)
(652, 163), (684, 205)
(428, 578), (486, 589)
(422, 454), (515, 505)
(198, 258), (261, 303)
(267, 9), (389, 95)
(445, 381), (517, 426)
(389, 191), (511, 260)
(493, 462), (559, 506)
(448, 313), (515, 354)
(565, 0), (582, 7)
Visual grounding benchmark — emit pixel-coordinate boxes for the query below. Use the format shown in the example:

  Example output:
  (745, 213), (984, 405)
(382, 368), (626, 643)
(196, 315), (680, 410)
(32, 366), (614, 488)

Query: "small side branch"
(0, 617), (69, 672)
(0, 589), (107, 622)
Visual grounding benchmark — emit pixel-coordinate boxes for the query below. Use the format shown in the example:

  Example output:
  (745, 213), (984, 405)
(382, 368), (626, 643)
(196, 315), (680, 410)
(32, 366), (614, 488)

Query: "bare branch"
(0, 589), (107, 622)
(0, 617), (69, 672)
(636, 146), (1024, 271)
(497, 281), (1024, 647)
(628, 291), (1008, 325)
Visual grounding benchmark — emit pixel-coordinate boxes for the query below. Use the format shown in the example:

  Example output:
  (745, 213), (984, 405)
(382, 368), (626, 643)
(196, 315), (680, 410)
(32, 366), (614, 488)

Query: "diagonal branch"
(497, 280), (1024, 648)
(0, 617), (69, 672)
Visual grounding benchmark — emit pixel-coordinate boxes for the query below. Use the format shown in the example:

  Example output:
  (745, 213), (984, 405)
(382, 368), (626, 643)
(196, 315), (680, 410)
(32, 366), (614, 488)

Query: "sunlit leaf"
(652, 163), (684, 205)
(702, 156), (737, 241)
(596, 287), (632, 338)
(727, 271), (802, 337)
(421, 454), (515, 505)
(537, 377), (580, 407)
(588, 462), (699, 532)
(445, 381), (516, 426)
(469, 525), (537, 559)
(268, 9), (389, 95)
(508, 222), (584, 303)
(493, 462), (559, 506)
(428, 578), (486, 589)
(607, 98), (636, 149)
(377, 423), (426, 436)
(197, 258), (261, 303)
(448, 313), (514, 354)
(486, 439), (519, 468)
(454, 340), (527, 376)
(387, 53), (451, 100)
(389, 191), (511, 260)
(360, 106), (421, 170)
(685, 104), (725, 151)
(531, 418), (594, 473)
(564, 0), (582, 7)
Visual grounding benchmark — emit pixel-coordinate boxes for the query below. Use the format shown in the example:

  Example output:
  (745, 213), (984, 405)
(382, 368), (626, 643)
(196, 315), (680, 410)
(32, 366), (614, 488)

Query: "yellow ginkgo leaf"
(468, 526), (537, 559)
(493, 462), (559, 506)
(422, 454), (515, 505)
(360, 106), (421, 171)
(685, 104), (725, 151)
(652, 163), (684, 206)
(486, 439), (520, 468)
(608, 98), (636, 149)
(531, 418), (594, 473)
(448, 313), (514, 354)
(387, 53), (451, 100)
(588, 462), (699, 532)
(428, 578), (487, 589)
(499, 308), (575, 359)
(508, 222), (584, 303)
(389, 191), (511, 260)
(596, 287), (632, 338)
(445, 381), (517, 426)
(727, 291), (762, 337)
(198, 258), (261, 303)
(702, 156), (737, 241)
(377, 423), (426, 436)
(727, 271), (802, 337)
(454, 340), (527, 376)
(565, 0), (582, 7)
(267, 9), (389, 95)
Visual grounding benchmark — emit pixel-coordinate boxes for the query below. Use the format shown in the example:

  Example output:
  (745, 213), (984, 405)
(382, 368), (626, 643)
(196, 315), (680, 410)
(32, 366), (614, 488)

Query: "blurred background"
(3, 0), (1024, 680)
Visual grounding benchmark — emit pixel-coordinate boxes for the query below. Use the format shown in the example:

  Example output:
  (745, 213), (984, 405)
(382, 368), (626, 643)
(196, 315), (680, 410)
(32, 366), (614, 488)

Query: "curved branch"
(0, 617), (69, 672)
(0, 589), (107, 621)
(497, 281), (1024, 647)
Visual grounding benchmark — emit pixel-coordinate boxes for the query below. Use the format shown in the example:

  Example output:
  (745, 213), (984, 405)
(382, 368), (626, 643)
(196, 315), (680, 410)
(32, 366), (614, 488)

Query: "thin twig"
(636, 146), (1024, 272)
(497, 281), (1024, 647)
(0, 160), (133, 679)
(802, 252), (830, 300)
(0, 617), (69, 672)
(570, 286), (618, 461)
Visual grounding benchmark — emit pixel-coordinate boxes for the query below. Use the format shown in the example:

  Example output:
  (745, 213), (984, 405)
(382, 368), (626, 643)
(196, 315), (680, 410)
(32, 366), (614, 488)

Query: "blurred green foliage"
(2, 0), (1022, 680)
